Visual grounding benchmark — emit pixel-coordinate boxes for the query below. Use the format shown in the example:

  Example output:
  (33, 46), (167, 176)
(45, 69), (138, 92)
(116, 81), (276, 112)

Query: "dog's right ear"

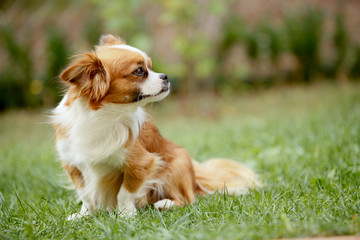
(60, 52), (110, 104)
(60, 53), (103, 85)
(99, 34), (126, 46)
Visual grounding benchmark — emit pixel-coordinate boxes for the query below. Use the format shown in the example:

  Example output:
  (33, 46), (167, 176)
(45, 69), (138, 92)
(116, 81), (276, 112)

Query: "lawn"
(0, 83), (359, 239)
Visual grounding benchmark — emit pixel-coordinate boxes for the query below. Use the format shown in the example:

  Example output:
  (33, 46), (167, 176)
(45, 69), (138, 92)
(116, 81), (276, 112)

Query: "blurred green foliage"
(0, 26), (34, 110)
(245, 31), (260, 61)
(44, 28), (70, 104)
(285, 9), (323, 82)
(262, 24), (283, 65)
(350, 46), (360, 78)
(333, 12), (348, 77)
(0, 1), (359, 110)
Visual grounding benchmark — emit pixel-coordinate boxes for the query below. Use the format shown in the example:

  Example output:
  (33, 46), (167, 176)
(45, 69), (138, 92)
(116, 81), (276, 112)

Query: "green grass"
(1, 83), (360, 239)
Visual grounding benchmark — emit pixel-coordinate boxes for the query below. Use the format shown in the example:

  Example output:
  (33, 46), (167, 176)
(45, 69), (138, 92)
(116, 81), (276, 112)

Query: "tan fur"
(98, 34), (126, 47)
(123, 139), (158, 193)
(54, 124), (68, 142)
(60, 52), (110, 110)
(138, 121), (197, 206)
(193, 159), (262, 194)
(62, 163), (85, 189)
(64, 88), (79, 107)
(96, 170), (124, 209)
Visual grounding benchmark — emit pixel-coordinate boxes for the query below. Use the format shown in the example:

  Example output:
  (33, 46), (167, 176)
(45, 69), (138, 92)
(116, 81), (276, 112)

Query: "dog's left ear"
(60, 52), (110, 106)
(99, 34), (126, 46)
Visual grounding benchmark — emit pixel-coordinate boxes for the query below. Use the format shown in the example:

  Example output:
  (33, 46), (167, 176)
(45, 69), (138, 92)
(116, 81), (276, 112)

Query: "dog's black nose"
(160, 74), (168, 81)
(160, 74), (169, 90)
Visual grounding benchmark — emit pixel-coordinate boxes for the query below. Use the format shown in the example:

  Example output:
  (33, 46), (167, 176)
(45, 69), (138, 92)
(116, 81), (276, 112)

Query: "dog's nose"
(160, 74), (169, 90)
(160, 74), (168, 81)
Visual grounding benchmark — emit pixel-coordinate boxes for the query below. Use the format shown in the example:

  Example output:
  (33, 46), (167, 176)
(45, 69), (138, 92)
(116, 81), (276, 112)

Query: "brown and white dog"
(52, 34), (260, 220)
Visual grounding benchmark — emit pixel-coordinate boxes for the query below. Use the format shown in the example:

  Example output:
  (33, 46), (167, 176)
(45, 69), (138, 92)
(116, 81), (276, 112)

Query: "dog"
(52, 34), (260, 220)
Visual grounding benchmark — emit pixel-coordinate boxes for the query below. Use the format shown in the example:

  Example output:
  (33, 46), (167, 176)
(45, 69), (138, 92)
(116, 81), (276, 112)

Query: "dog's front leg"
(117, 142), (157, 217)
(117, 186), (138, 217)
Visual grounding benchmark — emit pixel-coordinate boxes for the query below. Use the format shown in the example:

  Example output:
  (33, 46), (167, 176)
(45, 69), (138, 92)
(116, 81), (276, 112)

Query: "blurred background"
(0, 0), (359, 111)
(1, 1), (360, 237)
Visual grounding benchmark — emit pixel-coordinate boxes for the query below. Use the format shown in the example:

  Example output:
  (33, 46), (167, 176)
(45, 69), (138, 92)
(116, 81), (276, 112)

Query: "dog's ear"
(60, 52), (109, 105)
(99, 34), (126, 46)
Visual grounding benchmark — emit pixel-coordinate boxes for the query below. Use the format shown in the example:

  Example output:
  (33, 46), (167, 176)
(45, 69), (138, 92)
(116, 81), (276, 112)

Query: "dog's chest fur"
(52, 94), (149, 209)
(53, 94), (146, 166)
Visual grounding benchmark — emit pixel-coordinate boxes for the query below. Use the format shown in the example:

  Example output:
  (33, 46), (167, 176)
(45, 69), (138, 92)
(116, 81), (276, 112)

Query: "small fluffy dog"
(52, 34), (260, 220)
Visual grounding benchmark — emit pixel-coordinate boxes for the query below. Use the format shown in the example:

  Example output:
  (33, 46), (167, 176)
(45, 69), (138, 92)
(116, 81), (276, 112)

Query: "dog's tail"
(193, 158), (261, 195)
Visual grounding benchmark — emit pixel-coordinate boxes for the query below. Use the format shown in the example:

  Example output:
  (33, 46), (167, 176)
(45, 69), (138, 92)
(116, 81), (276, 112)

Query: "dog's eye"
(133, 67), (144, 76)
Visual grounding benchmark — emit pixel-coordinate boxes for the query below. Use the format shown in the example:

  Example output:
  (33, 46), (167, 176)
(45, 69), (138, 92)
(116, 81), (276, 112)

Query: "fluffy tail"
(193, 158), (261, 195)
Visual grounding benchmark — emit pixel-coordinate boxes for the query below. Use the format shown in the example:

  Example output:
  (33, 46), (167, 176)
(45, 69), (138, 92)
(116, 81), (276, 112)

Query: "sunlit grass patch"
(0, 83), (359, 239)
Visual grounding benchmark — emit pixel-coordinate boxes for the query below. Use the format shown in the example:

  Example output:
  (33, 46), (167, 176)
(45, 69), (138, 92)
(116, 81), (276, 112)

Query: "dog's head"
(60, 34), (170, 109)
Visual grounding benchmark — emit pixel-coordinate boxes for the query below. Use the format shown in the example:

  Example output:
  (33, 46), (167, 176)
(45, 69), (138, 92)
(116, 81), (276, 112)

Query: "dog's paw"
(66, 204), (90, 221)
(154, 199), (175, 211)
(66, 210), (90, 221)
(67, 212), (86, 221)
(118, 203), (137, 218)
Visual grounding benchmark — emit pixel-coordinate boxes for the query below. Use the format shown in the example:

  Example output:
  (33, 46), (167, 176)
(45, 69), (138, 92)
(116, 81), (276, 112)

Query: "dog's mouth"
(137, 87), (170, 102)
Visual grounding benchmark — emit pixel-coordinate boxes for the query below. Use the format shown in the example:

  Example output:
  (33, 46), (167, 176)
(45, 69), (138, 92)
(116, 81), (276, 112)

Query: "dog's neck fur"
(52, 93), (147, 167)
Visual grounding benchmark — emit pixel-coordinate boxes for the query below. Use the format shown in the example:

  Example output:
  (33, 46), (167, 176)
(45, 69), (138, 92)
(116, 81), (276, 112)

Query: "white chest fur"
(52, 95), (146, 167)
